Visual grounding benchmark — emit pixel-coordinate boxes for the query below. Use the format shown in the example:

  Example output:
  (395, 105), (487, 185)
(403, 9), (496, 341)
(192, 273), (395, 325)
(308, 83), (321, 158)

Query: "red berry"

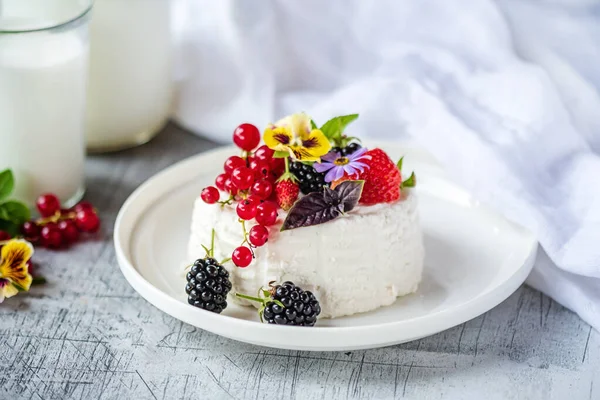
(358, 148), (401, 205)
(232, 246), (253, 267)
(231, 166), (254, 190)
(73, 201), (94, 213)
(255, 201), (278, 226)
(36, 193), (61, 217)
(0, 230), (11, 241)
(269, 158), (285, 178)
(75, 210), (101, 233)
(21, 221), (39, 241)
(224, 156), (246, 175)
(248, 225), (269, 247)
(250, 179), (273, 199)
(254, 145), (274, 162)
(201, 186), (220, 204)
(275, 179), (299, 211)
(215, 173), (228, 191)
(224, 178), (238, 195)
(236, 197), (259, 220)
(40, 223), (63, 248)
(233, 123), (261, 151)
(58, 220), (79, 245)
(249, 159), (271, 180)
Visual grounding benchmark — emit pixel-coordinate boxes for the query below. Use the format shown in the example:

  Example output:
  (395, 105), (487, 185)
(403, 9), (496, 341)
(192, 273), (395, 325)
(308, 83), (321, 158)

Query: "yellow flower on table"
(263, 113), (331, 162)
(0, 239), (33, 303)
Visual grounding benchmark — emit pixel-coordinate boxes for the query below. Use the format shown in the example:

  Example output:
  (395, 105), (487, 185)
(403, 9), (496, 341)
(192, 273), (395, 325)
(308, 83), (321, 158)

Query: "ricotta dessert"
(185, 112), (424, 324)
(188, 192), (423, 318)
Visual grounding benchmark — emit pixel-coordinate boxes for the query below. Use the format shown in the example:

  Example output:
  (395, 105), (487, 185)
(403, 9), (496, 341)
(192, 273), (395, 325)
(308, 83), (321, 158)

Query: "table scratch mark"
(321, 352), (338, 400)
(582, 326), (592, 363)
(457, 323), (467, 355)
(136, 370), (158, 400)
(473, 313), (487, 365)
(206, 366), (235, 399)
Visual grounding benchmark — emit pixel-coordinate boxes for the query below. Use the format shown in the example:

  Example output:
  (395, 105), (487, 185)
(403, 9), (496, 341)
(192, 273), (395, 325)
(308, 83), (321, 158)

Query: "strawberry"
(275, 179), (299, 211)
(357, 148), (401, 205)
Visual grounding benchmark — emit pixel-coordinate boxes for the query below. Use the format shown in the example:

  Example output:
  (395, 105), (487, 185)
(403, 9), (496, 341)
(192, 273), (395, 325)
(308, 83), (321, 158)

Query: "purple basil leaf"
(281, 190), (343, 231)
(334, 180), (364, 213)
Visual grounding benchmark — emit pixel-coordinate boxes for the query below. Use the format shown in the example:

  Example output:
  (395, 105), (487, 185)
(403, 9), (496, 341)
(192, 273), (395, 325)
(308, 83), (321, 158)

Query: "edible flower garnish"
(0, 239), (33, 303)
(263, 113), (331, 161)
(314, 147), (371, 182)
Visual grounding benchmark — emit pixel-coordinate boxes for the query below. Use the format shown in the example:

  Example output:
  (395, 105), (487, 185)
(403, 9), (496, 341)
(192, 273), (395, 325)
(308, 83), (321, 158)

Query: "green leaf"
(12, 281), (27, 292)
(396, 157), (404, 171)
(310, 119), (318, 130)
(401, 172), (416, 188)
(320, 114), (359, 141)
(32, 276), (47, 285)
(273, 150), (289, 159)
(0, 200), (30, 225)
(0, 169), (15, 201)
(0, 219), (19, 236)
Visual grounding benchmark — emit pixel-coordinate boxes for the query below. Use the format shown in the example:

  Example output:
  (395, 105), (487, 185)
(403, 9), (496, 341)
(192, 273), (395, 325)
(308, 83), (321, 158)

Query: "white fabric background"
(170, 0), (600, 330)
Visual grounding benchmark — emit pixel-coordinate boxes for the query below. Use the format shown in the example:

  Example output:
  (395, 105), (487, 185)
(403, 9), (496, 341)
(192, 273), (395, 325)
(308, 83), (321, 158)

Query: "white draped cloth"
(171, 0), (600, 330)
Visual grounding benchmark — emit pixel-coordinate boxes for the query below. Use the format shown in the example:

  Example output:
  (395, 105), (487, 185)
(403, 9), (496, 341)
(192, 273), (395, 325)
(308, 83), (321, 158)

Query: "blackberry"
(332, 142), (362, 156)
(186, 257), (232, 313)
(289, 161), (327, 194)
(236, 281), (321, 326)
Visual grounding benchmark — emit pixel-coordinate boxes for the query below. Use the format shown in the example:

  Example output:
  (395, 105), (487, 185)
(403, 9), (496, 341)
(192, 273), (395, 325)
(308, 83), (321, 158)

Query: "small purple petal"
(348, 147), (368, 160)
(334, 167), (345, 181)
(324, 168), (339, 183)
(351, 161), (369, 170)
(343, 164), (357, 175)
(322, 151), (340, 162)
(314, 162), (334, 173)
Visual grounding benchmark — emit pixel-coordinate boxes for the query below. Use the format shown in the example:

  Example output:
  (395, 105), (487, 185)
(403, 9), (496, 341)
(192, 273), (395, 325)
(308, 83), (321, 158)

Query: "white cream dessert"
(188, 193), (424, 318)
(185, 112), (423, 324)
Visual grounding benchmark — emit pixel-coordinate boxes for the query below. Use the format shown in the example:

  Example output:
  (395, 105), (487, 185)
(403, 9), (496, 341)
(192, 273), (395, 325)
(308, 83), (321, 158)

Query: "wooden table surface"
(1, 124), (598, 400)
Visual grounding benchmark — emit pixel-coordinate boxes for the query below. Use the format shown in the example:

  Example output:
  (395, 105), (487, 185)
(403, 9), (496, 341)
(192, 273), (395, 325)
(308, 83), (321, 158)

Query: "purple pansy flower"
(313, 147), (371, 182)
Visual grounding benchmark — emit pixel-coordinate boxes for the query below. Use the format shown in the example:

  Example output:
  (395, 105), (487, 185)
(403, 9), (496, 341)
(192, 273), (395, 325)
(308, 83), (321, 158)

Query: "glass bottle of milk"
(0, 0), (92, 207)
(86, 0), (172, 153)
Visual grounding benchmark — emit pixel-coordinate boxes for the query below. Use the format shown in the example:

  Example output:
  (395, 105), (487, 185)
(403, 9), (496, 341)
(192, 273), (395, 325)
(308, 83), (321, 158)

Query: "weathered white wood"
(1, 124), (598, 400)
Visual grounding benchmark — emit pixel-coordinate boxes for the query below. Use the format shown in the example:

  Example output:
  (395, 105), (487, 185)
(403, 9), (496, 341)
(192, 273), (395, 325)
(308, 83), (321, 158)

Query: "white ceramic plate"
(114, 143), (537, 351)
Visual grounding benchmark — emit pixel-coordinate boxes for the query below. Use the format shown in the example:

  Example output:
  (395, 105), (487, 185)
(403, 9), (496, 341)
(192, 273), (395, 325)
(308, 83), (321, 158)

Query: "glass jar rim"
(0, 1), (93, 34)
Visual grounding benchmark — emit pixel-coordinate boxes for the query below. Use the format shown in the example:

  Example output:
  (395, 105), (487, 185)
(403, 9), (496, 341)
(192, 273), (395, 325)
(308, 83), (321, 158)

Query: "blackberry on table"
(289, 161), (327, 194)
(186, 257), (232, 313)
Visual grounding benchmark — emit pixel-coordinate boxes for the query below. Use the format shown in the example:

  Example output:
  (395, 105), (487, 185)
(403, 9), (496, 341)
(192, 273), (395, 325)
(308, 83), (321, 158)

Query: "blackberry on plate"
(289, 161), (327, 195)
(236, 281), (321, 326)
(185, 229), (232, 313)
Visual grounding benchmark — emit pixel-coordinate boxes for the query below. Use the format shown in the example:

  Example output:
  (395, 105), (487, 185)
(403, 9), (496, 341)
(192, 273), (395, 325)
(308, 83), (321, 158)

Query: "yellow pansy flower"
(0, 239), (33, 302)
(263, 112), (331, 161)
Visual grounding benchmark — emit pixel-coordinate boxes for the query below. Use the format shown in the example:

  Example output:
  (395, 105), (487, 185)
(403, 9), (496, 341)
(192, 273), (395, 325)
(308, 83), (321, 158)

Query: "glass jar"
(85, 0), (172, 153)
(0, 0), (92, 207)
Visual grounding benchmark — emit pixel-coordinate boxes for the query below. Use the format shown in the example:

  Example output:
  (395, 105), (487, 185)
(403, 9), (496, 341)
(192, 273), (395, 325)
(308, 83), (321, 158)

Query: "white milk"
(86, 0), (172, 152)
(0, 25), (88, 206)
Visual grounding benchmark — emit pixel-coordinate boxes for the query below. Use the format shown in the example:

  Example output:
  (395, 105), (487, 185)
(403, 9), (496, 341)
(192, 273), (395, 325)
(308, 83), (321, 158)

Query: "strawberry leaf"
(396, 156), (403, 171)
(401, 172), (416, 188)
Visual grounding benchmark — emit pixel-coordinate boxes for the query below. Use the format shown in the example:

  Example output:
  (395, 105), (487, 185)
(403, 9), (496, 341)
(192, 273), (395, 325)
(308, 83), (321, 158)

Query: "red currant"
(233, 123), (260, 151)
(40, 223), (63, 249)
(215, 173), (228, 191)
(201, 186), (220, 204)
(255, 201), (278, 226)
(250, 179), (273, 199)
(224, 178), (238, 195)
(254, 145), (274, 162)
(248, 225), (269, 247)
(232, 246), (253, 267)
(231, 166), (254, 190)
(249, 159), (271, 180)
(75, 210), (101, 233)
(224, 156), (246, 175)
(236, 197), (259, 220)
(36, 193), (61, 217)
(0, 230), (11, 241)
(21, 221), (40, 241)
(73, 201), (94, 213)
(58, 220), (79, 245)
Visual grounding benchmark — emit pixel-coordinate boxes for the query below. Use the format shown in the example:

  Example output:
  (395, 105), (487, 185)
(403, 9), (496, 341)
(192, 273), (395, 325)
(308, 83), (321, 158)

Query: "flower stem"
(210, 228), (215, 258)
(235, 293), (265, 303)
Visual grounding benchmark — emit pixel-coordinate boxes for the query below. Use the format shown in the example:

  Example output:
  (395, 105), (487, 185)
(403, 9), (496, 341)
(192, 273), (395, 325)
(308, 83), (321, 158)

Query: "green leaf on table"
(0, 169), (14, 201)
(0, 200), (30, 225)
(320, 114), (359, 142)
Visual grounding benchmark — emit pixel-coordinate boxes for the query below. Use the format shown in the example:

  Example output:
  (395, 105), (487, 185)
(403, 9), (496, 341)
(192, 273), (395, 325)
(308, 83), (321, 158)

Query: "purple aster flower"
(313, 147), (371, 182)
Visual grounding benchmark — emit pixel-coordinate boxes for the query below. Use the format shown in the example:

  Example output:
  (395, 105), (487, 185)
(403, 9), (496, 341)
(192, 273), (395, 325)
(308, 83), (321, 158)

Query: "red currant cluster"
(19, 193), (101, 249)
(200, 123), (286, 268)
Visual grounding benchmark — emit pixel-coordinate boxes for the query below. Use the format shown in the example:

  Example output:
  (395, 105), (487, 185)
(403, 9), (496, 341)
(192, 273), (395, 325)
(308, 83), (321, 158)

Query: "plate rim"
(114, 143), (538, 351)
